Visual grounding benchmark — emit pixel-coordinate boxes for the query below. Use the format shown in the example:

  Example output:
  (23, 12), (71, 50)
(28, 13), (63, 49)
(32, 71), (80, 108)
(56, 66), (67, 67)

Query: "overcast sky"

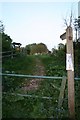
(1, 1), (78, 50)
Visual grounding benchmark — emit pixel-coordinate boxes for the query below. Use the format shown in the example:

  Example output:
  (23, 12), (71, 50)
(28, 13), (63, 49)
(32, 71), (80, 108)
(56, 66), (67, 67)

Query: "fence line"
(1, 73), (63, 79)
(0, 51), (12, 54)
(0, 54), (17, 59)
(2, 54), (17, 58)
(3, 92), (53, 100)
(1, 73), (80, 80)
(0, 50), (17, 58)
(0, 51), (12, 58)
(2, 72), (80, 115)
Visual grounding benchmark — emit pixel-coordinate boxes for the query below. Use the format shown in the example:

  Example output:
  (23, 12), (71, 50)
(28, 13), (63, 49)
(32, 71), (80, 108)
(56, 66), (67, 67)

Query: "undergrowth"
(2, 54), (80, 119)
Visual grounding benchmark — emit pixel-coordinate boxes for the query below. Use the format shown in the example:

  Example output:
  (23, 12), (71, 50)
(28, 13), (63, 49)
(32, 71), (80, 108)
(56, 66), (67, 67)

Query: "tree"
(73, 16), (80, 77)
(0, 21), (13, 52)
(78, 16), (80, 29)
(0, 21), (4, 33)
(58, 43), (65, 50)
(74, 16), (80, 41)
(2, 33), (12, 52)
(25, 43), (36, 55)
(36, 43), (48, 54)
(25, 43), (48, 55)
(51, 48), (57, 56)
(64, 10), (73, 28)
(25, 45), (31, 55)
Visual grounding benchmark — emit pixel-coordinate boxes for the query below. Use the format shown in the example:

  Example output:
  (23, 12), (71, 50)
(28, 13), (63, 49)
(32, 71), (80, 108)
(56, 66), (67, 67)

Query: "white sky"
(1, 1), (78, 50)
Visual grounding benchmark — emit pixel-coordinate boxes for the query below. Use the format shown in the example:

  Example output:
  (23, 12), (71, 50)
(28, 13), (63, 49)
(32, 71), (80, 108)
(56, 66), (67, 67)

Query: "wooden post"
(58, 76), (66, 109)
(60, 26), (75, 119)
(66, 26), (75, 119)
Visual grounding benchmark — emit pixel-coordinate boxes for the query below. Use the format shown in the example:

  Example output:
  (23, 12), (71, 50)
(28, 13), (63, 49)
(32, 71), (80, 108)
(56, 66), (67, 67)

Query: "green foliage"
(58, 43), (65, 50)
(2, 33), (12, 52)
(78, 16), (80, 29)
(74, 42), (80, 77)
(2, 55), (36, 74)
(2, 55), (80, 119)
(25, 44), (31, 55)
(46, 64), (66, 77)
(2, 55), (67, 119)
(40, 54), (66, 77)
(74, 16), (80, 30)
(25, 43), (48, 55)
(36, 43), (48, 54)
(2, 55), (36, 92)
(0, 21), (4, 33)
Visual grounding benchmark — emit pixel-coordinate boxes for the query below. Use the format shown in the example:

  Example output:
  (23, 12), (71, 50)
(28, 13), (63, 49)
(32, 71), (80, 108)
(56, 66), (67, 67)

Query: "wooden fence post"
(58, 76), (66, 109)
(66, 26), (75, 119)
(60, 26), (75, 119)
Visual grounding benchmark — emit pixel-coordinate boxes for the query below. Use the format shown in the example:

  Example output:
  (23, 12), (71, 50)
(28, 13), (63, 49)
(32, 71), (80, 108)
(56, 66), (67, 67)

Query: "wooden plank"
(58, 76), (66, 109)
(60, 32), (66, 40)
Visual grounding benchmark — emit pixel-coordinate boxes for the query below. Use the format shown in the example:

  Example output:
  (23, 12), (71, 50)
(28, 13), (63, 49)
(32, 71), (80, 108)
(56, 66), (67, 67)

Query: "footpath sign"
(66, 53), (74, 71)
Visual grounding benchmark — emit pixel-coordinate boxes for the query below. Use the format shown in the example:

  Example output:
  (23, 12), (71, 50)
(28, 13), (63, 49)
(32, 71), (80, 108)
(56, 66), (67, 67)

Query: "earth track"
(22, 57), (45, 91)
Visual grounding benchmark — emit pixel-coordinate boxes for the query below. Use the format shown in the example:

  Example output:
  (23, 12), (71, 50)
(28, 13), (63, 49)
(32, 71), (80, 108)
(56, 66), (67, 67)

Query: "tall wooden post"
(66, 26), (75, 119)
(60, 26), (75, 119)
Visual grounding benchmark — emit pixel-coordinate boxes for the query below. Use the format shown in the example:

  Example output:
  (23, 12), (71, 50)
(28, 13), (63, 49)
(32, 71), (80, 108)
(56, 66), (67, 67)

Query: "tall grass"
(2, 55), (36, 74)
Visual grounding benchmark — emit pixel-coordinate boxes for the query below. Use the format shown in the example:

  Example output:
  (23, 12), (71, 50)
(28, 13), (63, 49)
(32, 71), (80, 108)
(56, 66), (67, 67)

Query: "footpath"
(22, 58), (45, 91)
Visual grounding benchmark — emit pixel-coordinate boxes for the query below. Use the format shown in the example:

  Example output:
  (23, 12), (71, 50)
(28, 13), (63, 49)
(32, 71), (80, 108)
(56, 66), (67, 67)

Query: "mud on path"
(22, 57), (45, 91)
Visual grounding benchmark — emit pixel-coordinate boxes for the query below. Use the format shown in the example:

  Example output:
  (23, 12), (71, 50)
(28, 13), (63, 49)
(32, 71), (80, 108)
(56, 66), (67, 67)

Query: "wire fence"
(1, 73), (80, 101)
(2, 73), (67, 118)
(1, 71), (80, 119)
(1, 73), (64, 99)
(2, 73), (80, 119)
(1, 73), (80, 107)
(1, 51), (80, 119)
(1, 73), (80, 80)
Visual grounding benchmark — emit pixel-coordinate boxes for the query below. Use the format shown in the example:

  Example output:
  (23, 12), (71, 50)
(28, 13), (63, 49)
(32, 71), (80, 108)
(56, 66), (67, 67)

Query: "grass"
(2, 54), (80, 119)
(2, 55), (36, 74)
(40, 55), (80, 120)
(38, 54), (66, 77)
(2, 55), (36, 93)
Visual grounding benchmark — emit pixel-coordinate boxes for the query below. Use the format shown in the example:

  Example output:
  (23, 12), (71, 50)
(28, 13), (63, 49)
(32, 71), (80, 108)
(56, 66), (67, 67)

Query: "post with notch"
(60, 26), (75, 119)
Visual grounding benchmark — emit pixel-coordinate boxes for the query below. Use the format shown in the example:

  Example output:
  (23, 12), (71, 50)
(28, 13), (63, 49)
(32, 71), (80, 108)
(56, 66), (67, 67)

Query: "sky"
(1, 1), (79, 51)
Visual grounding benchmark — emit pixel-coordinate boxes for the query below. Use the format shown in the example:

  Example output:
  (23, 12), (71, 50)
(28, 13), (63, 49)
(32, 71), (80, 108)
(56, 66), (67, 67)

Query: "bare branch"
(64, 19), (68, 27)
(70, 10), (73, 26)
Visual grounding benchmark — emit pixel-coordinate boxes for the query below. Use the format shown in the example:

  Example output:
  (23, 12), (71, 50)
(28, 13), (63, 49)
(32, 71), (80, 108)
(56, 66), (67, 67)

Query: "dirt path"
(22, 57), (45, 91)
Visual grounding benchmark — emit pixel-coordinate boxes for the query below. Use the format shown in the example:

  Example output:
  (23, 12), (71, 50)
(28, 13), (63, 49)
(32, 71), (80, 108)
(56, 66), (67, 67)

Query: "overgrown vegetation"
(2, 54), (67, 119)
(2, 52), (80, 119)
(1, 19), (80, 119)
(2, 55), (36, 75)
